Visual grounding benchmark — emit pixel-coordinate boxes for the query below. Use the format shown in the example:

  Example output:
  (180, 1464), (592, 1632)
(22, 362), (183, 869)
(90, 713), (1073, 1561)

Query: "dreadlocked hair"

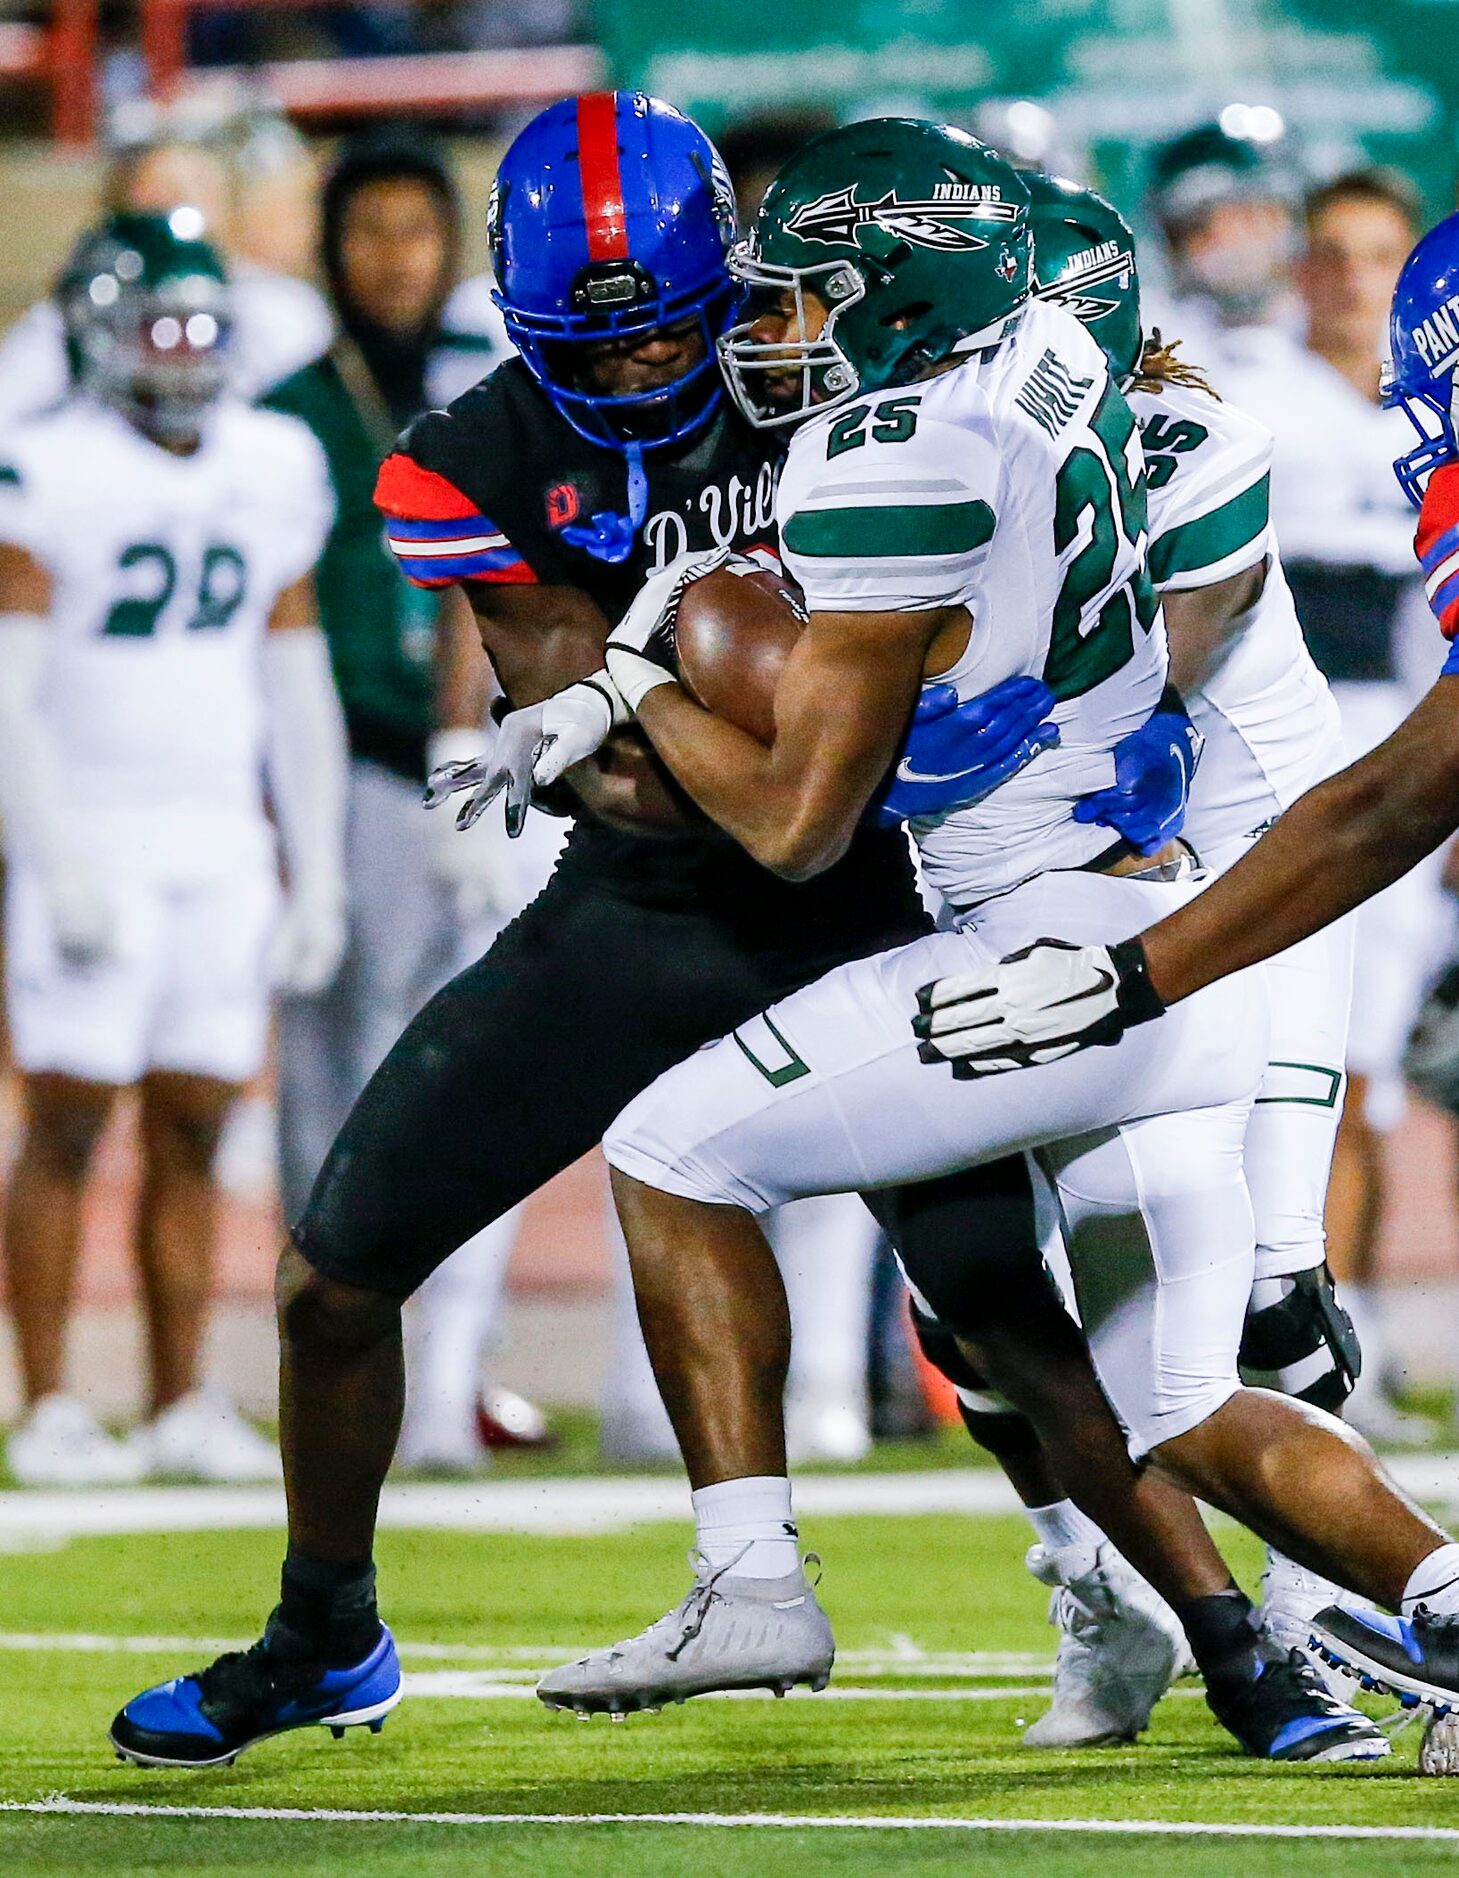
(1129, 329), (1219, 399)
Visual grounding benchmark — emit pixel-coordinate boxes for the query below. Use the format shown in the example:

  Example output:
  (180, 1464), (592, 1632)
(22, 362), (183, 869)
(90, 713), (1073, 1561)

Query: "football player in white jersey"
(527, 121), (1459, 1736)
(909, 174), (1362, 1746)
(0, 212), (347, 1485)
(1214, 170), (1438, 1442)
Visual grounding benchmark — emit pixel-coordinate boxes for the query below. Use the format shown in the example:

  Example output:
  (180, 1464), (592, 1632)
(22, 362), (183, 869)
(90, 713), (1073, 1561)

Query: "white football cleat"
(1022, 1541), (1191, 1748)
(7, 1393), (145, 1488)
(132, 1388), (281, 1484)
(1260, 1548), (1360, 1695)
(537, 1554), (835, 1716)
(1421, 1708), (1459, 1775)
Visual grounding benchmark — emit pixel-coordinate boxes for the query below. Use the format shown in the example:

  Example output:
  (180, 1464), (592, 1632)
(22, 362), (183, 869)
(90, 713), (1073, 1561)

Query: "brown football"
(675, 564), (807, 746)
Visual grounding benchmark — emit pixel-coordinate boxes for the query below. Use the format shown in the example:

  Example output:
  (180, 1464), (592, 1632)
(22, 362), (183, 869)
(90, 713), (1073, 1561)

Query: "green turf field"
(1, 1504), (1456, 1875)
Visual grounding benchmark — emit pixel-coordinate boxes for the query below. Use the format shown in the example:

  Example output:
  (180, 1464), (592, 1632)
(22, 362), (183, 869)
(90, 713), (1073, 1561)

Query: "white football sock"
(1402, 1544), (1459, 1617)
(1026, 1499), (1106, 1555)
(692, 1475), (801, 1580)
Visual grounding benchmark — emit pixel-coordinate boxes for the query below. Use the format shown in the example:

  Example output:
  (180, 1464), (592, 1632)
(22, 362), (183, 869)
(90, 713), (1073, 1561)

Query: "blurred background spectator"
(2, 0), (1459, 1472)
(1141, 117), (1301, 365)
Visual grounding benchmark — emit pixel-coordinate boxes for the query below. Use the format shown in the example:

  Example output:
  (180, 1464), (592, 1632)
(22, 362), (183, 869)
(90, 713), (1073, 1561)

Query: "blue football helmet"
(1385, 211), (1459, 510)
(490, 91), (739, 453)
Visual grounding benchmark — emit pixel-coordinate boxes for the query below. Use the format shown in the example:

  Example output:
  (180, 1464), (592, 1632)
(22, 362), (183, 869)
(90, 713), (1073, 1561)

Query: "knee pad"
(1239, 1263), (1361, 1414)
(909, 1303), (1042, 1462)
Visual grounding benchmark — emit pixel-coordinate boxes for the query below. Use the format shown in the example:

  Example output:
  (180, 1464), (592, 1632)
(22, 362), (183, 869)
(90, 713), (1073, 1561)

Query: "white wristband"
(605, 644), (678, 715)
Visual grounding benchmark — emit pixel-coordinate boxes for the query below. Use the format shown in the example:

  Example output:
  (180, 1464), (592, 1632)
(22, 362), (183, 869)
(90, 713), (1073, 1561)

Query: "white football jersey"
(1213, 326), (1415, 574)
(1131, 376), (1345, 853)
(0, 394), (333, 857)
(778, 299), (1166, 907)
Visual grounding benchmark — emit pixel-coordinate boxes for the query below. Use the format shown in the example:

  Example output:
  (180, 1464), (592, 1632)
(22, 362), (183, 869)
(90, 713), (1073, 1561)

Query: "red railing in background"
(141, 0), (604, 120)
(0, 0), (98, 145)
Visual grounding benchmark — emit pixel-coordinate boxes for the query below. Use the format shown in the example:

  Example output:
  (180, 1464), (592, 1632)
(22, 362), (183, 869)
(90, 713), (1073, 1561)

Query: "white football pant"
(606, 868), (1268, 1461)
(5, 817), (276, 1086)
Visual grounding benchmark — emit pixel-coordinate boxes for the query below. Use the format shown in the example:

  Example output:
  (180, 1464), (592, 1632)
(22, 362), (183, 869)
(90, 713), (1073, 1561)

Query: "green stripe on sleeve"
(783, 500), (995, 560)
(1148, 473), (1270, 585)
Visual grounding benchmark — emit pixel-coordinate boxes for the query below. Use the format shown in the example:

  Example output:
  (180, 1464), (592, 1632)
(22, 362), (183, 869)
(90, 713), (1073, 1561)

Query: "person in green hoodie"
(265, 128), (516, 1228)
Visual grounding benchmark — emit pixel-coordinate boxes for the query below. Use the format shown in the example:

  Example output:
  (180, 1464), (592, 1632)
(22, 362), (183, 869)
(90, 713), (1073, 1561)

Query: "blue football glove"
(872, 675), (1061, 827)
(1072, 708), (1204, 854)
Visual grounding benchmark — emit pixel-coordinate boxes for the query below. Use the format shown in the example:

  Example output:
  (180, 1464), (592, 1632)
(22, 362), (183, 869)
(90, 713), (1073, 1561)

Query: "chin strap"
(560, 444), (649, 565)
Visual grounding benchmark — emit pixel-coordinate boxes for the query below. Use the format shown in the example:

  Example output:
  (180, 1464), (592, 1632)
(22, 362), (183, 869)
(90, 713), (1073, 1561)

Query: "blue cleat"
(1311, 1605), (1459, 1715)
(110, 1621), (401, 1768)
(1204, 1637), (1389, 1763)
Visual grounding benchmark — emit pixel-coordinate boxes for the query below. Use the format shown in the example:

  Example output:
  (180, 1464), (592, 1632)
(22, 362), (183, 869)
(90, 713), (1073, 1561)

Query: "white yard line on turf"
(1, 1455), (1455, 1540)
(0, 1633), (1057, 1677)
(0, 1470), (1018, 1539)
(399, 1673), (1209, 1702)
(5, 1800), (1456, 1841)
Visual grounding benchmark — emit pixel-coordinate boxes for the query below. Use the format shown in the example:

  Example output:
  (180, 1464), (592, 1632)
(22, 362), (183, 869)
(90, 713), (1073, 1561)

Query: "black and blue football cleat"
(1311, 1605), (1459, 1714)
(1204, 1638), (1389, 1763)
(110, 1621), (401, 1768)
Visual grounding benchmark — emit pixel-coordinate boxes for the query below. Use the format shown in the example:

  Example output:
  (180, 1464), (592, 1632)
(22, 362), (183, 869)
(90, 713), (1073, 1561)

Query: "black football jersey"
(376, 359), (783, 619)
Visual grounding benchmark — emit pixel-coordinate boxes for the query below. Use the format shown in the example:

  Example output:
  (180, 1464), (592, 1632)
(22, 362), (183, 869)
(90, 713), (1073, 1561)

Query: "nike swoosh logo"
(1050, 968), (1115, 1010)
(895, 757), (991, 785)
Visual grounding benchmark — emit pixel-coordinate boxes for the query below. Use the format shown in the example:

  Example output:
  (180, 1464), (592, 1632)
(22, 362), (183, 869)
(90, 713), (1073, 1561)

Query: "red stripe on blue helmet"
(576, 92), (630, 263)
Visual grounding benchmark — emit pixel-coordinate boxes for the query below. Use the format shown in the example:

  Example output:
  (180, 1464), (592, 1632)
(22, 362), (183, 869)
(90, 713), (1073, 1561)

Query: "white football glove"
(270, 885), (348, 997)
(912, 937), (1166, 1077)
(604, 545), (731, 711)
(425, 674), (626, 839)
(42, 863), (117, 971)
(424, 728), (517, 923)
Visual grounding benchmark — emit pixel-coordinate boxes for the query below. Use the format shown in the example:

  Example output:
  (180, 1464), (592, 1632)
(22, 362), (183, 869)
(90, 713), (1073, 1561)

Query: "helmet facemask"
(79, 272), (232, 444)
(718, 249), (866, 429)
(506, 273), (740, 451)
(1384, 359), (1459, 510)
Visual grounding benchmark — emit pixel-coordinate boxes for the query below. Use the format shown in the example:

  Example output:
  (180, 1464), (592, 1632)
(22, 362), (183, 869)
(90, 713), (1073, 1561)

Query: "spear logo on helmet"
(786, 184), (1021, 253)
(1040, 241), (1137, 327)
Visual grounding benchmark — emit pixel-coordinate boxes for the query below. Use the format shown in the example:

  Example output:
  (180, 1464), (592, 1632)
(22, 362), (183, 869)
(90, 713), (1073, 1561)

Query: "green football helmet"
(719, 118), (1033, 429)
(1148, 121), (1290, 241)
(1024, 172), (1142, 383)
(58, 208), (231, 441)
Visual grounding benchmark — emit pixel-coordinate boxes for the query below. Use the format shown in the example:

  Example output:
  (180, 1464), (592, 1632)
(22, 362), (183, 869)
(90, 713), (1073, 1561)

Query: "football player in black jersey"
(111, 95), (1341, 1771)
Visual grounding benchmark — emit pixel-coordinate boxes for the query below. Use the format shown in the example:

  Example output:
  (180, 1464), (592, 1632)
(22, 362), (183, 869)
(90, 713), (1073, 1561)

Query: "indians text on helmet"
(1411, 293), (1459, 378)
(1042, 241), (1135, 325)
(784, 183), (1021, 253)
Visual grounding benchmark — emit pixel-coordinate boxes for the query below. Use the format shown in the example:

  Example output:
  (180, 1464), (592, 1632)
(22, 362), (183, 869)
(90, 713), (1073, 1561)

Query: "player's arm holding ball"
(612, 556), (954, 878)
